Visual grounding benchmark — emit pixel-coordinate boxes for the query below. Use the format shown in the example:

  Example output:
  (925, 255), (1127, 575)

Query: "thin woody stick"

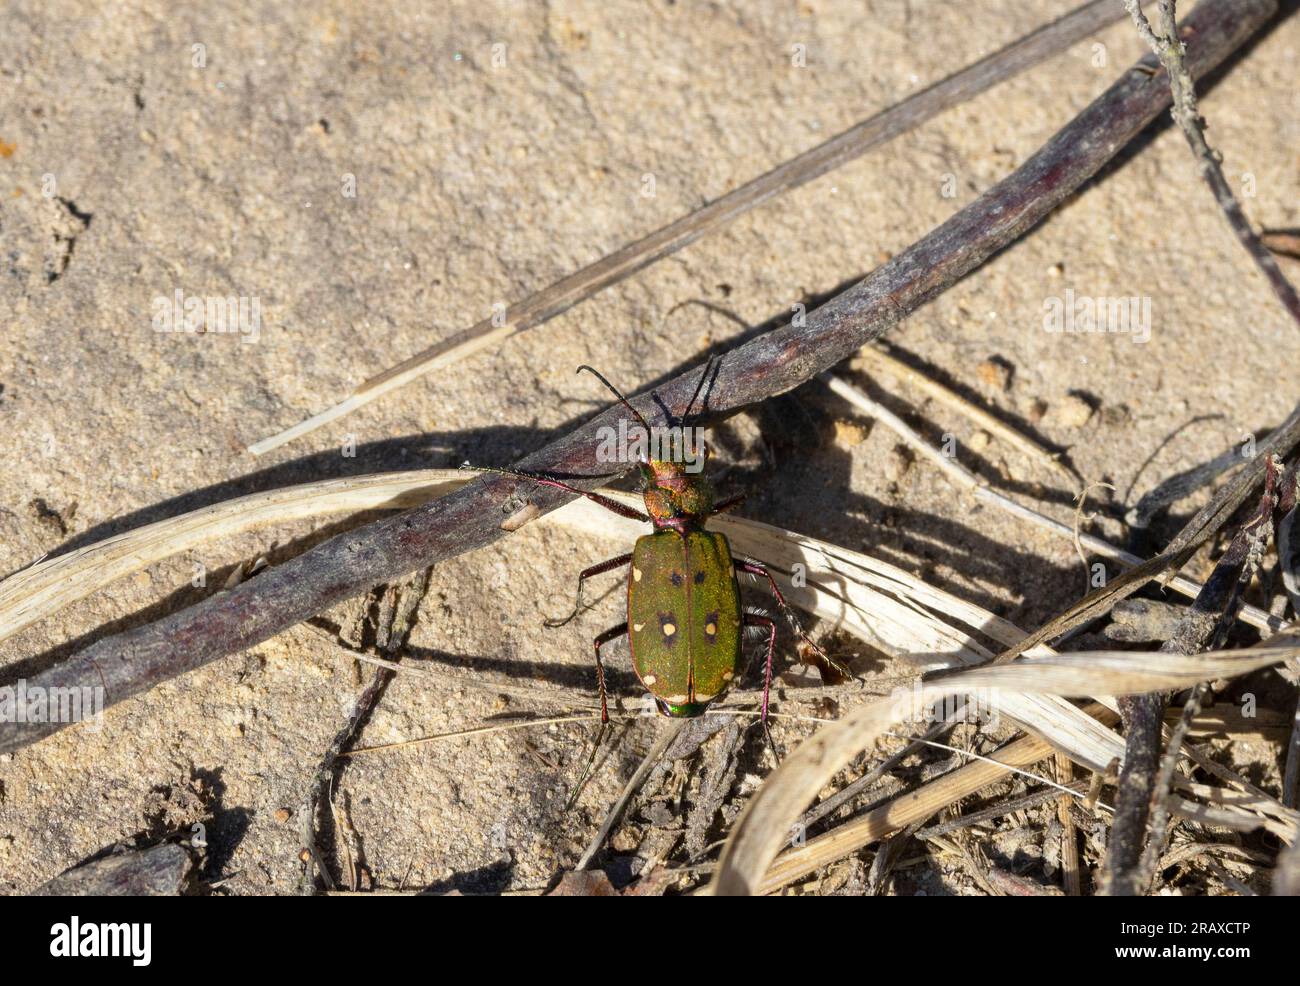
(1056, 752), (1083, 895)
(1123, 0), (1300, 329)
(247, 0), (1129, 455)
(1102, 458), (1281, 896)
(0, 0), (1275, 756)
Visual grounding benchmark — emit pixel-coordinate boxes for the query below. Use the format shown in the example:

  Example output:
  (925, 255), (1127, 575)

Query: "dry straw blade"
(0, 472), (468, 645)
(710, 645), (1300, 895)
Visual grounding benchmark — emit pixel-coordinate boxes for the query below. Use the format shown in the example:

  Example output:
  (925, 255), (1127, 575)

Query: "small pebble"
(610, 829), (639, 853)
(833, 418), (868, 447)
(274, 808), (292, 823)
(885, 445), (913, 482)
(976, 358), (1012, 391)
(1048, 393), (1095, 429)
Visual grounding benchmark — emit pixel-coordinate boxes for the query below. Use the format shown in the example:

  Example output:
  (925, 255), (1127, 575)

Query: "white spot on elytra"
(644, 674), (657, 685)
(633, 623), (644, 632)
(722, 670), (734, 681)
(633, 567), (642, 581)
(662, 623), (676, 636)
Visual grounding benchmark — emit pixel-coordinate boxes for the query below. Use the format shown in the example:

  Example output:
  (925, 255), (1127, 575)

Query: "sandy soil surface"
(1, 1), (1297, 894)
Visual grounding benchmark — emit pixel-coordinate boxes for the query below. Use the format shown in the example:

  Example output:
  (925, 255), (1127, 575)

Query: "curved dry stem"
(711, 645), (1299, 895)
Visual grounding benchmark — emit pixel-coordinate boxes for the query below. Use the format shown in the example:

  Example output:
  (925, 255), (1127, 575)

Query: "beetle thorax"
(640, 460), (714, 529)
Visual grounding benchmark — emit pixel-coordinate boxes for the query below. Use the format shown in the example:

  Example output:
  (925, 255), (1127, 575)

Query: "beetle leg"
(567, 620), (626, 812)
(544, 553), (632, 628)
(462, 464), (651, 522)
(736, 560), (853, 682)
(737, 559), (796, 612)
(591, 623), (628, 724)
(744, 613), (777, 751)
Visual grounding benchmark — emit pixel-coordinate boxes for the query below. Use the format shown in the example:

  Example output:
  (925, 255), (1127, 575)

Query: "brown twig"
(0, 0), (1277, 756)
(1056, 752), (1083, 895)
(1123, 0), (1300, 328)
(1135, 679), (1211, 889)
(299, 569), (432, 894)
(1102, 457), (1281, 896)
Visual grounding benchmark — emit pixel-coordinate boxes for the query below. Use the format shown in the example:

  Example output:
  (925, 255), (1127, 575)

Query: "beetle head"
(638, 444), (714, 526)
(577, 359), (719, 529)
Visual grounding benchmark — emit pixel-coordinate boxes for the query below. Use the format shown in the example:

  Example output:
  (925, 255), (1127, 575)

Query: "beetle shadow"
(419, 856), (516, 896)
(646, 292), (1089, 515)
(389, 641), (644, 700)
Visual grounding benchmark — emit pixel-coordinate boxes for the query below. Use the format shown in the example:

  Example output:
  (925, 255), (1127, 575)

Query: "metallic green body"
(627, 529), (743, 714)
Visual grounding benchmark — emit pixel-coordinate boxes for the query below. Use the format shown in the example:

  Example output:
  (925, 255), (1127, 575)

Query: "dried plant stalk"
(711, 645), (1299, 895)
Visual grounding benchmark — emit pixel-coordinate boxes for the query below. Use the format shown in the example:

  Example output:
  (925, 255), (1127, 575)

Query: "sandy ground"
(1, 1), (1298, 894)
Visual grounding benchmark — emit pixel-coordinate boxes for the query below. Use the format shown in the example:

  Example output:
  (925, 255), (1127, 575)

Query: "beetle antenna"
(459, 463), (651, 523)
(576, 365), (652, 435)
(680, 356), (717, 427)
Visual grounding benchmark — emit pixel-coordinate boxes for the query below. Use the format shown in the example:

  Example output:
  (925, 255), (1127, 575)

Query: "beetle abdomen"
(628, 529), (742, 712)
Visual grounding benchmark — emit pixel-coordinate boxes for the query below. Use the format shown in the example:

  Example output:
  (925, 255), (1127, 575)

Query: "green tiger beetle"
(468, 360), (844, 769)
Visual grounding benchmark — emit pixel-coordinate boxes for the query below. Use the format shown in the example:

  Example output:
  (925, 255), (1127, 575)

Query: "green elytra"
(469, 360), (832, 736)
